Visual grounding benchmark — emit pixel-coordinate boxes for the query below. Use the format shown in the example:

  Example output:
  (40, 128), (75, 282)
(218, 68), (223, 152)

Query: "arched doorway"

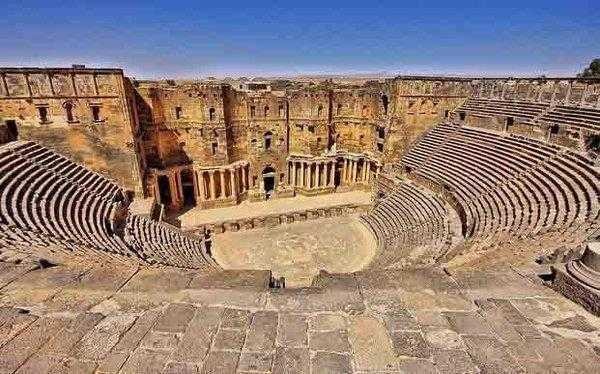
(180, 169), (196, 206)
(262, 166), (276, 200)
(157, 175), (172, 206)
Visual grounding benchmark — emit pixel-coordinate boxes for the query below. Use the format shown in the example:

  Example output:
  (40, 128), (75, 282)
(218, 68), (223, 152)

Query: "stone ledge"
(188, 203), (371, 235)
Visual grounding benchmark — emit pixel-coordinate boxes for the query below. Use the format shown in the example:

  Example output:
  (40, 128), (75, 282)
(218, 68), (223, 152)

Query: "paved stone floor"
(0, 261), (599, 373)
(213, 216), (377, 287)
(177, 191), (371, 228)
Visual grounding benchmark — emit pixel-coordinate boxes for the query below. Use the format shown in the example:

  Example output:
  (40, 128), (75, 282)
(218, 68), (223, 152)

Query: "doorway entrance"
(180, 169), (196, 206)
(334, 160), (343, 187)
(157, 175), (172, 206)
(262, 166), (276, 200)
(5, 120), (17, 141)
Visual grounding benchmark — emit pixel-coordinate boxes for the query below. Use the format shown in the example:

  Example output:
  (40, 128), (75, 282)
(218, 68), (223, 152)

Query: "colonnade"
(153, 155), (380, 208)
(152, 162), (250, 208)
(288, 159), (336, 189)
(196, 162), (249, 203)
(340, 157), (377, 185)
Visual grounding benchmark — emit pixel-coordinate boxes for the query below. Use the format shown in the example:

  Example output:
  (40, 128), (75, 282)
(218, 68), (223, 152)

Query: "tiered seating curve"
(0, 140), (218, 270)
(398, 123), (600, 258)
(360, 178), (454, 268)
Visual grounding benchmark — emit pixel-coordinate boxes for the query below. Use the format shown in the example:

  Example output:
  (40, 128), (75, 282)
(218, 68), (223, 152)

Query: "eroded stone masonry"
(2, 66), (600, 373)
(2, 68), (599, 214)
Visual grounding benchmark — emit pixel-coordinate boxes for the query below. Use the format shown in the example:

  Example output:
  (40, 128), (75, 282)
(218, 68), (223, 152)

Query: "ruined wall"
(134, 83), (229, 169)
(227, 89), (289, 189)
(331, 86), (389, 156)
(385, 78), (473, 162)
(0, 68), (141, 191)
(470, 78), (600, 105)
(455, 77), (600, 149)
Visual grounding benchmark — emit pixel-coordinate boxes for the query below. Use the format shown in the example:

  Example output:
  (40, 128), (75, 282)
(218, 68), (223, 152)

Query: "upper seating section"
(455, 96), (600, 135)
(0, 140), (217, 270)
(458, 98), (548, 123)
(399, 123), (600, 255)
(540, 106), (600, 133)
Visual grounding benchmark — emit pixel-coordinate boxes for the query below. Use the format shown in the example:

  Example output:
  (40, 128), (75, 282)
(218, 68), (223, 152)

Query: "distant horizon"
(3, 0), (599, 80)
(1, 66), (593, 81)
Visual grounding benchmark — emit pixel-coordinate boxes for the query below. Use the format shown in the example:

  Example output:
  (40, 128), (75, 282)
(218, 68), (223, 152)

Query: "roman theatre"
(0, 67), (600, 373)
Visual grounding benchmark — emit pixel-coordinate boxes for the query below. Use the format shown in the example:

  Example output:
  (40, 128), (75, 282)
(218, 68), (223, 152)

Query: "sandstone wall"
(385, 78), (472, 162)
(0, 68), (141, 191)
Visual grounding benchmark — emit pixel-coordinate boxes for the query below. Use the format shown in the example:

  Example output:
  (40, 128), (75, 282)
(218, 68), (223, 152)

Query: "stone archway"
(262, 166), (276, 200)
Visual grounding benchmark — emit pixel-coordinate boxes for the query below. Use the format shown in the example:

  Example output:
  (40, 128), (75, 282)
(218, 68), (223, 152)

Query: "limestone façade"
(2, 67), (599, 213)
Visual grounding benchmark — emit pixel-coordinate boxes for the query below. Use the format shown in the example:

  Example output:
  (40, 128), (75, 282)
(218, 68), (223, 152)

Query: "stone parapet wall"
(186, 203), (371, 235)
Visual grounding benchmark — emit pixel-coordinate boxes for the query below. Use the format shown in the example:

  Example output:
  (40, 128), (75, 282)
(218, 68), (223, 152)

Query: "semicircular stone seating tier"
(360, 180), (453, 269)
(398, 122), (600, 257)
(0, 141), (218, 270)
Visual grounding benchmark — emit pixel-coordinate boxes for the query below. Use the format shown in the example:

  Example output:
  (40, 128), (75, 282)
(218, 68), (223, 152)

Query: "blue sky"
(1, 0), (599, 78)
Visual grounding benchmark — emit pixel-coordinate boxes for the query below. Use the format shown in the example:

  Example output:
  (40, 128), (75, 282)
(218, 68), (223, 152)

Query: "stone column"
(305, 163), (311, 189)
(177, 171), (184, 201)
(242, 165), (248, 191)
(198, 171), (206, 201)
(329, 161), (335, 187)
(230, 169), (237, 198)
(209, 170), (216, 200)
(323, 162), (328, 187)
(154, 176), (161, 204)
(169, 173), (180, 206)
(365, 162), (371, 182)
(352, 160), (358, 183)
(291, 162), (297, 186)
(193, 170), (200, 200)
(300, 162), (305, 187)
(219, 169), (226, 198)
(342, 158), (347, 183)
(315, 162), (321, 187)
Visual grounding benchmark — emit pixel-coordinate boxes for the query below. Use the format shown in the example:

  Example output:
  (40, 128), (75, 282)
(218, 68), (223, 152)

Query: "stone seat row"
(456, 98), (600, 133)
(457, 98), (548, 122)
(540, 105), (600, 132)
(0, 141), (123, 201)
(124, 215), (214, 269)
(361, 181), (450, 268)
(400, 123), (600, 252)
(0, 141), (217, 270)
